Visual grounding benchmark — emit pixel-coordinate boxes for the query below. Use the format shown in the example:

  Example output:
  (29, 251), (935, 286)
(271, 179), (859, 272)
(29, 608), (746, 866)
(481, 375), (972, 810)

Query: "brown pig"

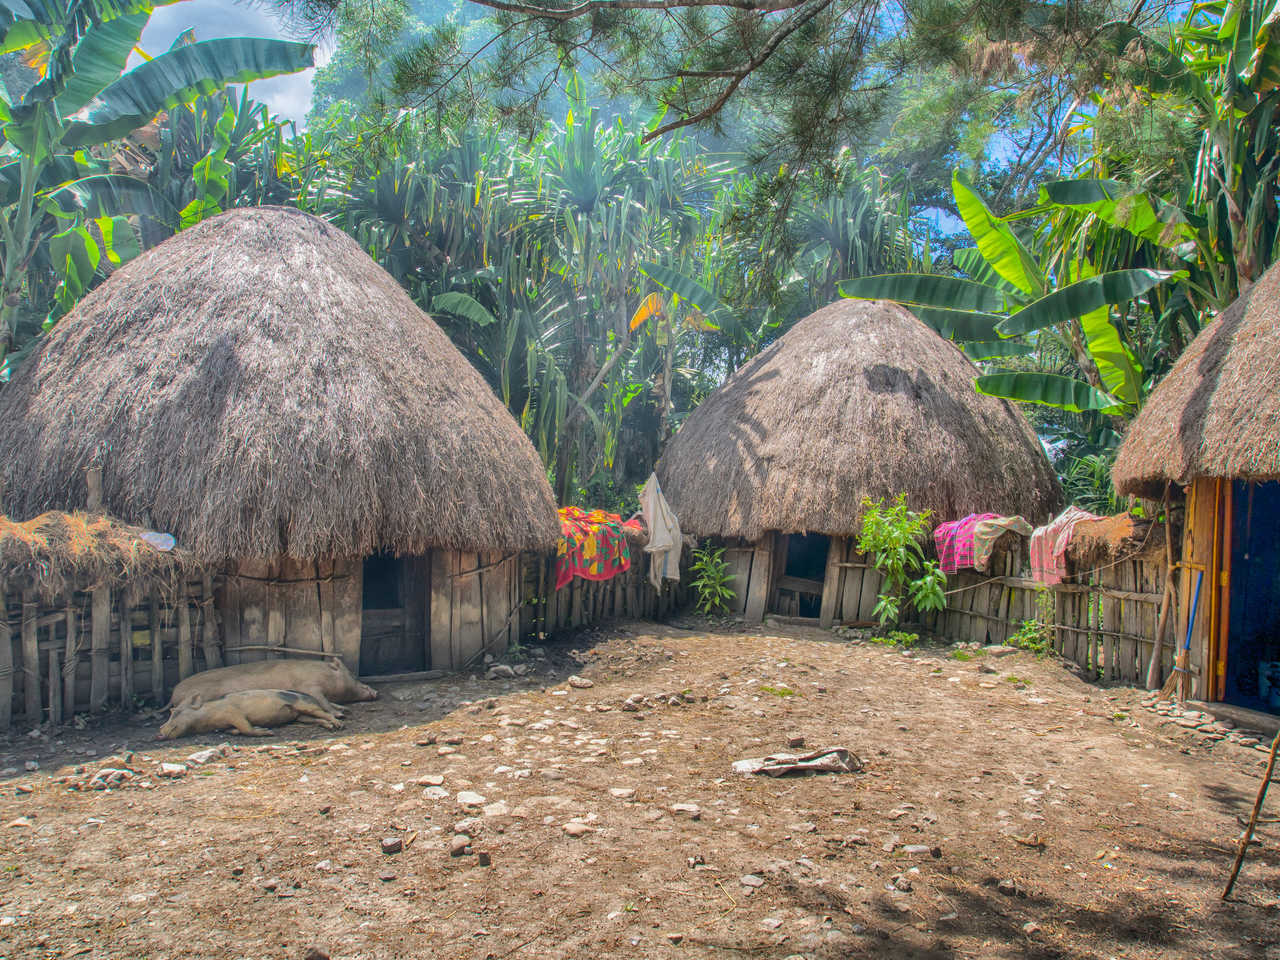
(167, 658), (377, 717)
(158, 689), (343, 739)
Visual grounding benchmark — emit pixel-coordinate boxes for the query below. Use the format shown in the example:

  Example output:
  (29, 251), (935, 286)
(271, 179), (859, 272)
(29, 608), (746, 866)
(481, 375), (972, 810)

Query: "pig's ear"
(327, 659), (341, 671)
(189, 694), (202, 709)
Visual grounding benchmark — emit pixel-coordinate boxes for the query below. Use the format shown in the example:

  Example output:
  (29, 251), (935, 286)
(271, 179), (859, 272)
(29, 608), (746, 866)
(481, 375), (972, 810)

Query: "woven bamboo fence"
(923, 542), (1174, 684)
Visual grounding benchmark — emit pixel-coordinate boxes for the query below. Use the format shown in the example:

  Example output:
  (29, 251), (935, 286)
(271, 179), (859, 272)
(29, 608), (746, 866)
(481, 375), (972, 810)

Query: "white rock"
(609, 788), (636, 800)
(568, 675), (594, 689)
(483, 801), (510, 817)
(186, 748), (220, 765)
(158, 763), (187, 779)
(456, 790), (486, 806)
(422, 786), (449, 800)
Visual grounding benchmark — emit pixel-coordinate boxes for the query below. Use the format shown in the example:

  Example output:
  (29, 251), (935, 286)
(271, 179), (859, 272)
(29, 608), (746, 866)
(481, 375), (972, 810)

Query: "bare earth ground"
(2, 619), (1278, 960)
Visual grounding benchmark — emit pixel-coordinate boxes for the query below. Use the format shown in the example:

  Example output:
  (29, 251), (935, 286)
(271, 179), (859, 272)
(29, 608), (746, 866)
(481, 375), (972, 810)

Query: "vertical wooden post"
(21, 588), (39, 723)
(265, 568), (284, 661)
(119, 589), (134, 710)
(48, 648), (61, 725)
(150, 589), (165, 706)
(201, 574), (223, 669)
(819, 537), (846, 628)
(0, 583), (11, 731)
(63, 599), (78, 718)
(177, 597), (193, 680)
(89, 586), (110, 712)
(743, 539), (773, 623)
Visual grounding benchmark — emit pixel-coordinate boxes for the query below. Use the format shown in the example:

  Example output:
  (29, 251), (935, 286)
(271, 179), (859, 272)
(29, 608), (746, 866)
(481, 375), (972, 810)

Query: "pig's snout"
(356, 682), (378, 701)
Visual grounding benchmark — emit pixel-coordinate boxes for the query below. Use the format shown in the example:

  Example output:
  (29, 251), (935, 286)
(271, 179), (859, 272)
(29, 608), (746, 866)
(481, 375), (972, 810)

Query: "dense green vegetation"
(2, 0), (1278, 510)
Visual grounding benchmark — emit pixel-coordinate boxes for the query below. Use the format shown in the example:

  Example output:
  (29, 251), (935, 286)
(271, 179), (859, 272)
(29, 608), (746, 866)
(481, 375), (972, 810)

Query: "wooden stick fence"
(923, 544), (1172, 684)
(519, 552), (689, 640)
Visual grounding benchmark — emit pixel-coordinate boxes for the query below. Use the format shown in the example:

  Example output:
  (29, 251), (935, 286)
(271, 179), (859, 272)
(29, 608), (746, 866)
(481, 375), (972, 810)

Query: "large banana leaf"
(911, 306), (1003, 341)
(997, 269), (1176, 336)
(952, 169), (1044, 295)
(975, 371), (1128, 414)
(1067, 259), (1143, 406)
(639, 261), (735, 328)
(960, 340), (1034, 360)
(1250, 5), (1280, 91)
(432, 291), (496, 326)
(47, 173), (177, 224)
(53, 11), (149, 118)
(0, 0), (180, 55)
(63, 37), (314, 147)
(1040, 179), (1198, 247)
(839, 273), (1006, 313)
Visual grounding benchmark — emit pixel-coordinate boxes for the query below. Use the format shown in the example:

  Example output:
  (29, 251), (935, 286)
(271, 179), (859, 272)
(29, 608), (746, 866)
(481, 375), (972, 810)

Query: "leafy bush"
(690, 543), (736, 615)
(869, 630), (919, 649)
(856, 494), (947, 628)
(1007, 589), (1055, 656)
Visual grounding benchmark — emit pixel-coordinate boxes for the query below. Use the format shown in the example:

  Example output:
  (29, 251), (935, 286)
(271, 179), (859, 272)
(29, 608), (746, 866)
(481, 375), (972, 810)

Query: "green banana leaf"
(975, 371), (1128, 414)
(54, 11), (149, 118)
(0, 1), (180, 55)
(997, 269), (1177, 336)
(1066, 259), (1143, 406)
(432, 291), (497, 326)
(839, 273), (1006, 313)
(1250, 5), (1280, 92)
(952, 169), (1044, 295)
(960, 340), (1034, 360)
(638, 261), (735, 328)
(63, 37), (314, 148)
(910, 306), (1003, 341)
(48, 173), (177, 225)
(1040, 179), (1197, 247)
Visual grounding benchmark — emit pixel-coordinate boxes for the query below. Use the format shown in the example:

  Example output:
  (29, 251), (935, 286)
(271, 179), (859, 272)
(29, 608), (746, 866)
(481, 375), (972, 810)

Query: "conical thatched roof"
(1114, 263), (1280, 499)
(656, 299), (1062, 540)
(0, 207), (559, 561)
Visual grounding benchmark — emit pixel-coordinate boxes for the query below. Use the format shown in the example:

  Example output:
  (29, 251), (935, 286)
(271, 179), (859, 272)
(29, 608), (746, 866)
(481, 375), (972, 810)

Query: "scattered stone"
(6, 816), (32, 828)
(760, 917), (783, 930)
(485, 665), (516, 680)
(450, 835), (472, 856)
(666, 933), (684, 944)
(422, 786), (449, 800)
(23, 760), (38, 772)
(456, 791), (486, 806)
(609, 787), (636, 800)
(157, 763), (187, 779)
(319, 805), (332, 816)
(564, 821), (593, 837)
(997, 879), (1022, 897)
(381, 837), (403, 855)
(983, 646), (1017, 658)
(978, 664), (998, 675)
(671, 803), (701, 820)
(787, 735), (805, 749)
(568, 675), (594, 689)
(740, 874), (765, 888)
(1022, 921), (1042, 935)
(379, 871), (396, 883)
(901, 845), (932, 856)
(483, 801), (510, 818)
(262, 878), (281, 892)
(186, 748), (220, 765)
(476, 851), (492, 867)
(303, 947), (330, 960)
(890, 874), (912, 892)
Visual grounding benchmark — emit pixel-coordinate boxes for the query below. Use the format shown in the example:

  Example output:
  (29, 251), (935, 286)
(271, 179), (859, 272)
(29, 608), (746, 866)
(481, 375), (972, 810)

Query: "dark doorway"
(360, 552), (429, 675)
(1225, 482), (1280, 714)
(773, 533), (830, 619)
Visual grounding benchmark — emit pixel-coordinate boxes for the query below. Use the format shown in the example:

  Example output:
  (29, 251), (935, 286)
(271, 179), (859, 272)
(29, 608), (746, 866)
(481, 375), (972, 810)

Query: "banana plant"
(841, 169), (1180, 418)
(0, 0), (313, 368)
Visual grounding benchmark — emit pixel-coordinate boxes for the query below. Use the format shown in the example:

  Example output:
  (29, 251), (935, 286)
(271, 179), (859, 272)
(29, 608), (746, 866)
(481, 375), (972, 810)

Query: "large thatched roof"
(656, 299), (1062, 540)
(0, 207), (559, 561)
(1114, 262), (1280, 499)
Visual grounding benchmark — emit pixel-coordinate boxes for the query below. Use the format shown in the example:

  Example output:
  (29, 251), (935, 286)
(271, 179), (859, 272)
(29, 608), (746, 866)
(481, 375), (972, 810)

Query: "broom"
(1161, 570), (1203, 702)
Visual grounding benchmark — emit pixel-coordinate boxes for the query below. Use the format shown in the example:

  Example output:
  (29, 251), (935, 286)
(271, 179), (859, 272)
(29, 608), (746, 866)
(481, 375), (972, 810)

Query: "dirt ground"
(2, 618), (1278, 960)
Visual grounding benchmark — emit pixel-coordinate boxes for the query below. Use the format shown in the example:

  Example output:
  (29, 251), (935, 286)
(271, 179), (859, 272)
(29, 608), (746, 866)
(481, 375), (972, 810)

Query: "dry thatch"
(1065, 513), (1165, 570)
(0, 207), (559, 562)
(656, 299), (1062, 540)
(0, 511), (196, 597)
(1113, 263), (1280, 498)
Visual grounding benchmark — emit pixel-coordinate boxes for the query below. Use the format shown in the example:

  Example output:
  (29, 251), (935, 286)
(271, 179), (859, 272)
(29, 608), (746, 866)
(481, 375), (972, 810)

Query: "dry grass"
(0, 510), (195, 597)
(0, 207), (560, 562)
(656, 299), (1063, 540)
(1066, 512), (1164, 570)
(1114, 262), (1280, 497)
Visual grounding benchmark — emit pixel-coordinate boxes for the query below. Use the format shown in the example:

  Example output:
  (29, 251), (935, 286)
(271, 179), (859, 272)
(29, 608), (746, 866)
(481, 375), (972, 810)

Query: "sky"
(137, 0), (331, 125)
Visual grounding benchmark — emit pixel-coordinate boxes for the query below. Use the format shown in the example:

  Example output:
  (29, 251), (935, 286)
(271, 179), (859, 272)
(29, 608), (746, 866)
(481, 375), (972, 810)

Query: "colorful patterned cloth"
(970, 515), (1034, 572)
(1030, 505), (1102, 585)
(555, 507), (634, 590)
(933, 513), (1000, 574)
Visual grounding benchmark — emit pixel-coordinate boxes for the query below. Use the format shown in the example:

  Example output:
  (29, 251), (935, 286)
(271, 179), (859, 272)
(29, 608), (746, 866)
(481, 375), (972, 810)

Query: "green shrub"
(857, 494), (947, 629)
(1007, 589), (1054, 656)
(690, 543), (736, 615)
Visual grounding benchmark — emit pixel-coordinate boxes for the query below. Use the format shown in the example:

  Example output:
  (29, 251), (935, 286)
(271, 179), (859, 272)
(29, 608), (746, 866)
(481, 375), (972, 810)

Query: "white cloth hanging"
(638, 472), (682, 591)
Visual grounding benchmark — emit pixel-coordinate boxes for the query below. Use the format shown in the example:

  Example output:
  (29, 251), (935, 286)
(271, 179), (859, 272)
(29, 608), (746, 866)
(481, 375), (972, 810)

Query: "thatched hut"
(0, 207), (559, 698)
(656, 299), (1062, 625)
(1114, 262), (1280, 713)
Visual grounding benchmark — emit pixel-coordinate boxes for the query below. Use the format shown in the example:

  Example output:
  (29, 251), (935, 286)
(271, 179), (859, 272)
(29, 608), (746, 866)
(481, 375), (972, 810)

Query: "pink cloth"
(933, 513), (1000, 575)
(1029, 506), (1101, 585)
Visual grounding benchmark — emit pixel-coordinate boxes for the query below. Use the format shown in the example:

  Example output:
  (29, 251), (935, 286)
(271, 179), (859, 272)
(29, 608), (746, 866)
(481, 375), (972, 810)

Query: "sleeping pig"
(167, 658), (377, 718)
(158, 689), (343, 739)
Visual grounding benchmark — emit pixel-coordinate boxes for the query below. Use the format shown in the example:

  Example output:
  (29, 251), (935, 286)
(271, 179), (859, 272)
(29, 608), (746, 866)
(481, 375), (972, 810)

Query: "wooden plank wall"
(520, 551), (689, 640)
(1, 576), (214, 731)
(722, 536), (885, 626)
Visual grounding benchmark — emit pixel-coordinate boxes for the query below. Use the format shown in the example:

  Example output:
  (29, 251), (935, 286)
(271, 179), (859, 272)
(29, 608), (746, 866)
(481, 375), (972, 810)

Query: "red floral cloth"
(555, 507), (635, 590)
(933, 513), (1000, 575)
